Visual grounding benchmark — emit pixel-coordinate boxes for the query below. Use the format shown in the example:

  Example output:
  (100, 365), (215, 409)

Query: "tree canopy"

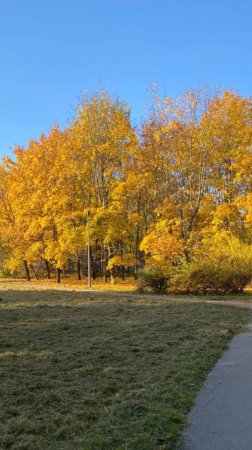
(0, 88), (251, 291)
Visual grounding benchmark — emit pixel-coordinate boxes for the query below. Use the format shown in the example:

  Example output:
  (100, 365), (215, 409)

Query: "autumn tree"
(0, 87), (251, 292)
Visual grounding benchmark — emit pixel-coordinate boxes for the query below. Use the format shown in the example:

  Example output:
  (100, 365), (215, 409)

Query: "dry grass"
(0, 277), (252, 299)
(0, 276), (138, 292)
(0, 287), (250, 449)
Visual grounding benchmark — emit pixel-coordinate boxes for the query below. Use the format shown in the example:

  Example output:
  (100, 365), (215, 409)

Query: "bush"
(138, 268), (169, 294)
(171, 234), (252, 294)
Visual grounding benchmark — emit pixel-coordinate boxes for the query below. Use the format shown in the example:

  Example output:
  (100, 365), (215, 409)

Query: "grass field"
(0, 288), (251, 450)
(0, 276), (138, 292)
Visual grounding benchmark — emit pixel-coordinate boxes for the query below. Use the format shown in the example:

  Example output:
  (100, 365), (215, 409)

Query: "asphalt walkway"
(180, 323), (252, 450)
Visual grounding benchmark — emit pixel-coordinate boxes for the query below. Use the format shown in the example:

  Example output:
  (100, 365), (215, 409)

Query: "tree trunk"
(56, 268), (61, 283)
(23, 260), (31, 281)
(90, 247), (96, 279)
(77, 257), (81, 280)
(184, 247), (191, 263)
(31, 264), (39, 280)
(44, 259), (51, 279)
(103, 245), (107, 282)
(110, 265), (116, 284)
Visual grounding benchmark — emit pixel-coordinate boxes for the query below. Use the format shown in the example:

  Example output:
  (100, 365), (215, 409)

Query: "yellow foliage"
(0, 88), (251, 282)
(140, 219), (183, 270)
(107, 253), (138, 270)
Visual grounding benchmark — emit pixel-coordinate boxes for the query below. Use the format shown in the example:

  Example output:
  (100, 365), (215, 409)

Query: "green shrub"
(138, 268), (169, 294)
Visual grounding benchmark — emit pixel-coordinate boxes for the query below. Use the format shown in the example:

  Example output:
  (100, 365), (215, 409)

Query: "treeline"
(0, 89), (252, 292)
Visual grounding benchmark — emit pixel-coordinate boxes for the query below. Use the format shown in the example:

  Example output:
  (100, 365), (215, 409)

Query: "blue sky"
(1, 0), (252, 157)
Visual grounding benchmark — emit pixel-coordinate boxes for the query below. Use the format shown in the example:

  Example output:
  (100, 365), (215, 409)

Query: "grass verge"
(0, 289), (250, 449)
(0, 277), (138, 292)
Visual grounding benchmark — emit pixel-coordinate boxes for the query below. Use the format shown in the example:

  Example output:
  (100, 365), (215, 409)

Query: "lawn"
(0, 289), (250, 450)
(0, 276), (138, 292)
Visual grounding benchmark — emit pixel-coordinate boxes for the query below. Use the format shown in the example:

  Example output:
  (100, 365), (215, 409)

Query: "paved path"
(180, 323), (252, 450)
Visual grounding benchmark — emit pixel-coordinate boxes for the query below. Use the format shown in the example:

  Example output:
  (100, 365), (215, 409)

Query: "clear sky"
(1, 0), (252, 157)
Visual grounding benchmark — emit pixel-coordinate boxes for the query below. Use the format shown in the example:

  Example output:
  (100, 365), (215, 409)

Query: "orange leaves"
(107, 253), (138, 270)
(140, 218), (184, 270)
(237, 193), (252, 228)
(0, 87), (251, 278)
